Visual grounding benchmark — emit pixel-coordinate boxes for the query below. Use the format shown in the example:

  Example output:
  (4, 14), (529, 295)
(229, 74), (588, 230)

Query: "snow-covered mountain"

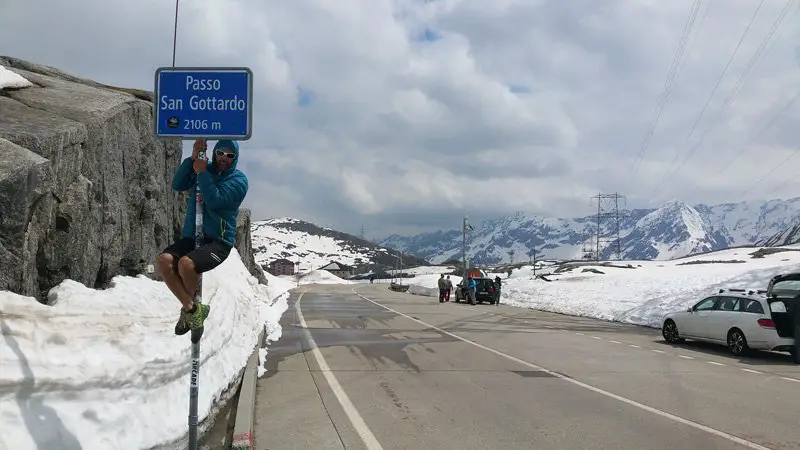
(252, 218), (428, 270)
(380, 198), (800, 265)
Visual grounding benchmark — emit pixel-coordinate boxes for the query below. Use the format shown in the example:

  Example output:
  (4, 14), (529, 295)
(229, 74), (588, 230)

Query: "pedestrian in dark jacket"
(156, 139), (249, 336)
(494, 276), (502, 305)
(438, 274), (447, 303)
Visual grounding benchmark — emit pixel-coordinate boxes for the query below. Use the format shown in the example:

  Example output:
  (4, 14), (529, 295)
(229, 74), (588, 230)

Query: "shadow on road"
(0, 318), (83, 449)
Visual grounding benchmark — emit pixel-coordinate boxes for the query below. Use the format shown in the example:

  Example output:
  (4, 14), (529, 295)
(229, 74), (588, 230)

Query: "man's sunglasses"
(214, 149), (236, 160)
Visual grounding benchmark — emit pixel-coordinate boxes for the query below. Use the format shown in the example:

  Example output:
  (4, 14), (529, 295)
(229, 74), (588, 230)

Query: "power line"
(740, 147), (800, 198)
(625, 0), (703, 189)
(647, 0), (795, 202)
(707, 90), (800, 180)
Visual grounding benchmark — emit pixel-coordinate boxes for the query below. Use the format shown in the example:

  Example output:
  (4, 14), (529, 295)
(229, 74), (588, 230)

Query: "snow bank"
(298, 269), (353, 285)
(0, 250), (294, 450)
(406, 274), (462, 297)
(0, 65), (33, 89)
(502, 246), (800, 328)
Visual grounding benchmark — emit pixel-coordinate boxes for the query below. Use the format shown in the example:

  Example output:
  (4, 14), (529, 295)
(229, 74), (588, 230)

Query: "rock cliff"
(236, 208), (268, 285)
(0, 57), (263, 301)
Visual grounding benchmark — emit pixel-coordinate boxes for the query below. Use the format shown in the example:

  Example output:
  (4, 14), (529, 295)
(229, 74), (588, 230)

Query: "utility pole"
(462, 216), (473, 282)
(590, 193), (626, 261)
(528, 248), (537, 275)
(360, 224), (365, 240)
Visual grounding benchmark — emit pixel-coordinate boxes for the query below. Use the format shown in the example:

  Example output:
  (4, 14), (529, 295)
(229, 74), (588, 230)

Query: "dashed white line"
(575, 332), (585, 336)
(707, 361), (726, 366)
(591, 336), (602, 340)
(741, 368), (762, 374)
(609, 340), (622, 344)
(652, 349), (666, 354)
(353, 289), (772, 450)
(780, 377), (800, 383)
(678, 355), (695, 360)
(628, 344), (641, 349)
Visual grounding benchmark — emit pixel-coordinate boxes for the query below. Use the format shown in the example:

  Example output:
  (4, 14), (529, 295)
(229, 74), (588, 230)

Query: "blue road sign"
(154, 67), (253, 140)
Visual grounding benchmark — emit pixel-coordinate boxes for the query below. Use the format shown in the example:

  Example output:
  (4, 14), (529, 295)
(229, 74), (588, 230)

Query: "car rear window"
(739, 299), (764, 314)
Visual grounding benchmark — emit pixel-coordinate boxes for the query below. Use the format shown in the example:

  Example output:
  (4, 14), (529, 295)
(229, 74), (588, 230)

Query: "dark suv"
(455, 278), (498, 304)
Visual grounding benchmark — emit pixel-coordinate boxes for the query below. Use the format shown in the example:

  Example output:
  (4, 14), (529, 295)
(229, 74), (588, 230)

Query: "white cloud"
(1, 0), (798, 235)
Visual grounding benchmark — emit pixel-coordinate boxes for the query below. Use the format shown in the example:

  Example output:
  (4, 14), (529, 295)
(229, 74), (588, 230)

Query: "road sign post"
(154, 67), (253, 140)
(153, 66), (252, 450)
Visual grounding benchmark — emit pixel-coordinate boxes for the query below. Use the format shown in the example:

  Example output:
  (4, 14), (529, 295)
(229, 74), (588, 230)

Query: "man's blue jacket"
(171, 141), (248, 247)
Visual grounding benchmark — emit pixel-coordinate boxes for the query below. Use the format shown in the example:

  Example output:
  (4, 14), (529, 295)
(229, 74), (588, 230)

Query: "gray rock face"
(236, 208), (268, 285)
(0, 57), (186, 301)
(0, 57), (264, 300)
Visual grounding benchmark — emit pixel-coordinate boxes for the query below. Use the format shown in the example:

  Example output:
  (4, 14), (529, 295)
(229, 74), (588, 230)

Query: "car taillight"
(757, 318), (776, 329)
(488, 287), (494, 292)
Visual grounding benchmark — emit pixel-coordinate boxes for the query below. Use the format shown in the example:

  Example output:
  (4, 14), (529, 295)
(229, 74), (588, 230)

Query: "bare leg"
(178, 256), (199, 309)
(156, 253), (194, 309)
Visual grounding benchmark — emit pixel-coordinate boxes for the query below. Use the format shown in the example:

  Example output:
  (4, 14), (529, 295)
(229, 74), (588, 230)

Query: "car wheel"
(727, 328), (749, 356)
(662, 320), (684, 344)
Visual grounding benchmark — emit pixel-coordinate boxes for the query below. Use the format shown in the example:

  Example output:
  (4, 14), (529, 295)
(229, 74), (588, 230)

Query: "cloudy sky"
(2, 0), (799, 237)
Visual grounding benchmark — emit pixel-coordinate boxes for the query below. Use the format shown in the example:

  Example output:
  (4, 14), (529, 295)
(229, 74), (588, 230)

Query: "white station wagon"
(661, 273), (798, 362)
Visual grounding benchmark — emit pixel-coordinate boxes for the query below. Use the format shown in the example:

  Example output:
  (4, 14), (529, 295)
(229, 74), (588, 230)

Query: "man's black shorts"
(161, 237), (233, 274)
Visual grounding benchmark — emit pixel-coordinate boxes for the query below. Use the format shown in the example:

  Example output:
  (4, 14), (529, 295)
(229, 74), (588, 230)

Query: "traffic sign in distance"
(154, 67), (253, 140)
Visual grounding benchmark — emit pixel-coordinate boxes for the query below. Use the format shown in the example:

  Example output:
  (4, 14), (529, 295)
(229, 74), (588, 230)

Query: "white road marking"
(678, 355), (694, 360)
(707, 361), (726, 366)
(609, 340), (622, 344)
(575, 332), (585, 336)
(591, 336), (602, 340)
(354, 289), (771, 450)
(629, 344), (641, 349)
(296, 292), (384, 450)
(780, 377), (800, 383)
(741, 368), (762, 374)
(652, 349), (666, 354)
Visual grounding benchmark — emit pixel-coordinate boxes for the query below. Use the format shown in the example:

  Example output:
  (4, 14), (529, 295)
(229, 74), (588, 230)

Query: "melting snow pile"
(0, 250), (295, 450)
(500, 246), (800, 327)
(299, 269), (353, 285)
(406, 274), (463, 297)
(0, 65), (33, 90)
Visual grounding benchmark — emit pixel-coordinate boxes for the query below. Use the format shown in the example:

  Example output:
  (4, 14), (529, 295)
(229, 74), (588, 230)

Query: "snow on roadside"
(0, 250), (294, 450)
(406, 274), (462, 297)
(0, 65), (33, 89)
(298, 269), (353, 285)
(502, 246), (800, 328)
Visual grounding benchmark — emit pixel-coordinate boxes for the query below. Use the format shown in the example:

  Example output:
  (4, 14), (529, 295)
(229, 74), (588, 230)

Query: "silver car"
(661, 278), (797, 361)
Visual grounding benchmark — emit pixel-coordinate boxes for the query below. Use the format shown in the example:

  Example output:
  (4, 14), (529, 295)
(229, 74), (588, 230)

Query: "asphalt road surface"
(253, 284), (800, 450)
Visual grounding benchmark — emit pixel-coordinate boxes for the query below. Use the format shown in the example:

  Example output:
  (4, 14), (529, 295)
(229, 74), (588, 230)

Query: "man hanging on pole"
(156, 139), (249, 335)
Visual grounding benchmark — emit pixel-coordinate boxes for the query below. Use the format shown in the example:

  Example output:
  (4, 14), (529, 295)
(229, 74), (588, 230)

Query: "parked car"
(455, 277), (498, 304)
(661, 281), (797, 362)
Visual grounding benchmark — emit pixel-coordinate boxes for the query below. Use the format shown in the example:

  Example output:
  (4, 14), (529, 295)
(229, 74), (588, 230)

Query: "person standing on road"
(494, 275), (502, 305)
(156, 139), (249, 336)
(467, 275), (477, 305)
(438, 274), (447, 303)
(445, 275), (453, 302)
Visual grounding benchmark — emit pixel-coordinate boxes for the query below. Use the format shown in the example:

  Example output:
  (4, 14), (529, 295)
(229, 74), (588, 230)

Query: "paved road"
(253, 284), (800, 450)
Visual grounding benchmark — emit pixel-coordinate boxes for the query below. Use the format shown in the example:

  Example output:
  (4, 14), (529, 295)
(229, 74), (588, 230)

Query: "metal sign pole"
(188, 142), (205, 450)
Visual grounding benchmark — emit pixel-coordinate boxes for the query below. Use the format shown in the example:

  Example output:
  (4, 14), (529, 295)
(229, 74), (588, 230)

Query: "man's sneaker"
(174, 309), (192, 336)
(189, 302), (211, 330)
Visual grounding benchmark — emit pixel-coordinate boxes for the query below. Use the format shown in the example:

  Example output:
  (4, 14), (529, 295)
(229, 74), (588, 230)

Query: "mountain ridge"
(380, 198), (800, 265)
(251, 217), (428, 271)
